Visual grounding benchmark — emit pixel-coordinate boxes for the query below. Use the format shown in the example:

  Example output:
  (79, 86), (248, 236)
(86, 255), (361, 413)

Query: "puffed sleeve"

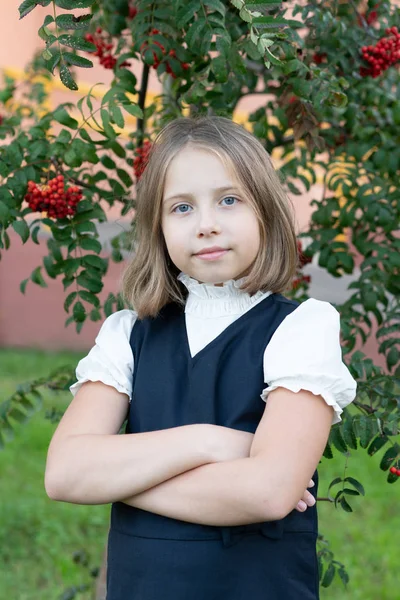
(261, 298), (357, 425)
(69, 309), (137, 400)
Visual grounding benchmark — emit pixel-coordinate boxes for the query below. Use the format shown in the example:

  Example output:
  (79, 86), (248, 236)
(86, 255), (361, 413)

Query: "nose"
(196, 208), (221, 237)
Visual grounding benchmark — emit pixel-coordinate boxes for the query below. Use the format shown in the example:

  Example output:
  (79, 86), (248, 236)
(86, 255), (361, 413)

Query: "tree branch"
(137, 63), (150, 146)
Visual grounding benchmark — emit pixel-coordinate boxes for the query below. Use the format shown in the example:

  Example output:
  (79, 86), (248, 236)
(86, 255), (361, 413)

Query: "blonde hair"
(121, 116), (299, 318)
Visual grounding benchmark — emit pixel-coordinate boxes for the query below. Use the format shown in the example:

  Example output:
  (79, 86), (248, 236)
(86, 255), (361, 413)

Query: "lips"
(195, 246), (227, 256)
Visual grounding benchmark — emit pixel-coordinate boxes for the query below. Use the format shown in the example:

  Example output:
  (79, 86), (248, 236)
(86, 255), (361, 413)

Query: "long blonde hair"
(121, 116), (299, 318)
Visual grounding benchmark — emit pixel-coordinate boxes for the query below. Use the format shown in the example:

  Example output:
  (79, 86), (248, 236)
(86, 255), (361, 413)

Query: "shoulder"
(277, 296), (339, 328)
(95, 309), (138, 344)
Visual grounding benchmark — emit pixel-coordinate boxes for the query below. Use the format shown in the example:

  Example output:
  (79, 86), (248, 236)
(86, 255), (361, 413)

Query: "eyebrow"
(163, 186), (242, 205)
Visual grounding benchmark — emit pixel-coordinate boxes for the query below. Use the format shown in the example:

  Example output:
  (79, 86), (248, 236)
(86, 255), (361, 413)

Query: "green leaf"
(116, 168), (133, 188)
(101, 108), (116, 139)
(73, 300), (86, 322)
(367, 434), (389, 457)
(79, 237), (102, 253)
(342, 417), (357, 450)
(38, 25), (52, 41)
(78, 289), (100, 307)
(12, 220), (30, 244)
(323, 441), (333, 459)
(43, 255), (58, 278)
(55, 13), (93, 30)
(327, 476), (342, 495)
(18, 0), (37, 19)
(122, 103), (143, 118)
(330, 426), (348, 453)
(339, 496), (353, 513)
(204, 0), (226, 16)
(245, 0), (281, 6)
(77, 272), (103, 293)
(251, 16), (291, 28)
(58, 34), (97, 53)
(380, 444), (400, 471)
(0, 202), (11, 223)
(387, 347), (399, 370)
(358, 416), (376, 449)
(55, 0), (96, 8)
(59, 64), (78, 91)
(101, 155), (116, 170)
(186, 18), (207, 49)
(321, 562), (335, 587)
(176, 0), (200, 28)
(20, 278), (29, 294)
(64, 291), (78, 313)
(110, 104), (125, 128)
(82, 254), (108, 272)
(64, 52), (93, 68)
(343, 476), (365, 496)
(76, 221), (97, 235)
(31, 266), (47, 288)
(108, 140), (126, 158)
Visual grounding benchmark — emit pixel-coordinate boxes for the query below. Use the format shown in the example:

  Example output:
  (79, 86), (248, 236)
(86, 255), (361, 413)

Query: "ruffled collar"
(177, 272), (272, 317)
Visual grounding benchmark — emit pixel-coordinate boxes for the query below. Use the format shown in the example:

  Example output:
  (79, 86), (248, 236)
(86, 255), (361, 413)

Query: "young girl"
(45, 116), (357, 600)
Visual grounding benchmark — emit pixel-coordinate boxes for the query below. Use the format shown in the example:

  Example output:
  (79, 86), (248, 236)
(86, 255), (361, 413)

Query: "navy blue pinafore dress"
(106, 292), (320, 600)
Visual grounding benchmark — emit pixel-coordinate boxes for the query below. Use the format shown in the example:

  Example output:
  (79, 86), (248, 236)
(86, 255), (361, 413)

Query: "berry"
(312, 52), (327, 65)
(133, 141), (152, 180)
(24, 174), (83, 219)
(297, 239), (313, 268)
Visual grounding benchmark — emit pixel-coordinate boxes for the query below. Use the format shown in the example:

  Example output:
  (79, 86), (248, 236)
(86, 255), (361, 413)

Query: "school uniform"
(70, 273), (357, 600)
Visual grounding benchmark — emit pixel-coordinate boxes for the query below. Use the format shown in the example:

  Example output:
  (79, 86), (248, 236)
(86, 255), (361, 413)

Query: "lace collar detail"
(177, 272), (272, 317)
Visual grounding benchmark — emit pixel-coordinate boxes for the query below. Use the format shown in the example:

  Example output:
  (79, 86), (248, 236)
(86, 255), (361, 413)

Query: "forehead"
(163, 146), (240, 195)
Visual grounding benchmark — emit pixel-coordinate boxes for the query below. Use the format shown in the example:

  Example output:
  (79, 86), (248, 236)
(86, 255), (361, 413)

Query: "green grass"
(0, 348), (399, 599)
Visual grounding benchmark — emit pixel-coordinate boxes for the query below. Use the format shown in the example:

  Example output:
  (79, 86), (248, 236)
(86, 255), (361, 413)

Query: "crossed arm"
(45, 382), (333, 526)
(121, 386), (333, 525)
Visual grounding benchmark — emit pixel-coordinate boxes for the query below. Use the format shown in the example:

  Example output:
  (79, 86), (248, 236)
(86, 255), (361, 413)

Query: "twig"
(137, 63), (149, 146)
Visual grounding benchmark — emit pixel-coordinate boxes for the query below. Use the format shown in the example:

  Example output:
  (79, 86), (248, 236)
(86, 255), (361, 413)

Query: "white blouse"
(70, 272), (357, 425)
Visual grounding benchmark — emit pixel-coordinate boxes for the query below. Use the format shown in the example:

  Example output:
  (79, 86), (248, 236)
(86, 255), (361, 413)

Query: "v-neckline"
(181, 292), (277, 366)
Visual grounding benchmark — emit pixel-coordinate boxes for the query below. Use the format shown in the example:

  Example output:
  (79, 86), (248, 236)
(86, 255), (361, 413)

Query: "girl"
(45, 116), (357, 600)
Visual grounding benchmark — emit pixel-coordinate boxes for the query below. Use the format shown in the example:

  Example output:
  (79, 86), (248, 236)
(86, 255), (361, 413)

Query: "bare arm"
(119, 389), (327, 525)
(45, 381), (219, 505)
(122, 454), (280, 525)
(121, 430), (316, 526)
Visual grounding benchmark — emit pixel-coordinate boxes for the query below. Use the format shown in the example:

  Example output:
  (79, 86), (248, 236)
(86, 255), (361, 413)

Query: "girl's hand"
(295, 479), (316, 512)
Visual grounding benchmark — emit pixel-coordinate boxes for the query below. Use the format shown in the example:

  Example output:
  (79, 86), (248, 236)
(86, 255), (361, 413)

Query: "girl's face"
(161, 146), (261, 285)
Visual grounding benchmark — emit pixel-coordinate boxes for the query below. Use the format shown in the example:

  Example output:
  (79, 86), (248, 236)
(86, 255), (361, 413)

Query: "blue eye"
(221, 196), (238, 206)
(173, 204), (192, 214)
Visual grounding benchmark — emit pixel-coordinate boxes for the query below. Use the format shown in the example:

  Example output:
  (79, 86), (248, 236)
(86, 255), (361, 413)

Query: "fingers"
(296, 490), (316, 512)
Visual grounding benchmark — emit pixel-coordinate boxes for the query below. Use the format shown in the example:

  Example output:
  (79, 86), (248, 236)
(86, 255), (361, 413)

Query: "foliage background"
(0, 0), (399, 596)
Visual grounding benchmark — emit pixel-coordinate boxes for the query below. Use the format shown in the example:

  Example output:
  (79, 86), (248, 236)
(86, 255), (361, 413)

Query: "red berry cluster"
(390, 466), (400, 477)
(25, 175), (83, 219)
(133, 141), (152, 180)
(140, 29), (189, 78)
(360, 27), (400, 78)
(0, 114), (3, 126)
(85, 27), (131, 70)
